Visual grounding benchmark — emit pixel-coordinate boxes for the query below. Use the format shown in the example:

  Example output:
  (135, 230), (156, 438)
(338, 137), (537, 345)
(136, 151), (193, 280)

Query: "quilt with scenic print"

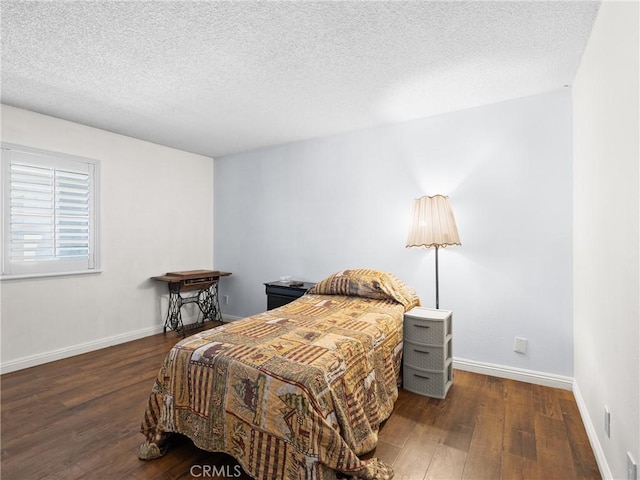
(139, 269), (419, 479)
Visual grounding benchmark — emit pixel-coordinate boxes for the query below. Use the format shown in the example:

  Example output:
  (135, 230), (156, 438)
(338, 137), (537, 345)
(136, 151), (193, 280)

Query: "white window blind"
(2, 144), (99, 278)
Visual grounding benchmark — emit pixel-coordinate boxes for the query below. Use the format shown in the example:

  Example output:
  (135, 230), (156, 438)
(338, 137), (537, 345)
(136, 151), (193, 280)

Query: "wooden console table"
(152, 270), (231, 335)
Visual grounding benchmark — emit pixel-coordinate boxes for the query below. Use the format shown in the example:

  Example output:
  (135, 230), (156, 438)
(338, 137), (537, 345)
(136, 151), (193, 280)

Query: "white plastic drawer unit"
(402, 307), (453, 399)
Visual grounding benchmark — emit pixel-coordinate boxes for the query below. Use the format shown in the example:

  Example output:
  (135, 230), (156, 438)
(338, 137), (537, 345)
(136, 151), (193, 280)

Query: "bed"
(139, 269), (420, 479)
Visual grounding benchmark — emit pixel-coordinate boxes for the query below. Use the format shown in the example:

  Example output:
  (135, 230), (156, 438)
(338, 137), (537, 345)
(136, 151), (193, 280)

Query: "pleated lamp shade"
(406, 195), (461, 248)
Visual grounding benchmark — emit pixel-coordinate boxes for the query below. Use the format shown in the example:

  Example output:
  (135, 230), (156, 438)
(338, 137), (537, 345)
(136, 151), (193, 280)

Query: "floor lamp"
(406, 195), (461, 309)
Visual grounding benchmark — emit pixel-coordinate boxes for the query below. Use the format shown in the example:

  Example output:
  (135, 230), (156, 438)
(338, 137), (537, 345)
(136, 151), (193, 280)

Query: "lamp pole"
(435, 245), (440, 309)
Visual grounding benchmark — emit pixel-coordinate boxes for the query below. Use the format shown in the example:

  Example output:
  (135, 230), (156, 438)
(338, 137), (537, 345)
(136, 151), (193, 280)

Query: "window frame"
(1, 143), (100, 280)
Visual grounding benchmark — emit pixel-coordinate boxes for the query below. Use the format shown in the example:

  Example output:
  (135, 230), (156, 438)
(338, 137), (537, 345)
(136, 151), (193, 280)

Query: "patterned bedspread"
(140, 269), (419, 479)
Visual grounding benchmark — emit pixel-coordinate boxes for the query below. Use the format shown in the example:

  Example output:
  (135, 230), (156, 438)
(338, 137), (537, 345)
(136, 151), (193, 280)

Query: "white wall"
(572, 1), (640, 478)
(215, 89), (574, 378)
(0, 105), (214, 373)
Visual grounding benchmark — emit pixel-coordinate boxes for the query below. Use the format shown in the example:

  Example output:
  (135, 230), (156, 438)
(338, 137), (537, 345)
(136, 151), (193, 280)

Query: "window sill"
(0, 270), (103, 281)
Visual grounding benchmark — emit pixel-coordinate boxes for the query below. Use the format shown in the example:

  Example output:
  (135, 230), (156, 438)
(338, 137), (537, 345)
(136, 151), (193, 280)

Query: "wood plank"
(559, 397), (601, 479)
(532, 383), (564, 420)
(436, 375), (480, 453)
(462, 414), (504, 479)
(476, 374), (506, 420)
(424, 444), (467, 480)
(501, 450), (542, 480)
(503, 377), (538, 461)
(535, 413), (578, 479)
(377, 389), (427, 448)
(391, 423), (439, 479)
(360, 439), (401, 467)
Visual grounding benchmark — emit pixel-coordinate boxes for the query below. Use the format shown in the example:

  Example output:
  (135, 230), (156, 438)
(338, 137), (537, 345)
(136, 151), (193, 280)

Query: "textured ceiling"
(1, 1), (600, 158)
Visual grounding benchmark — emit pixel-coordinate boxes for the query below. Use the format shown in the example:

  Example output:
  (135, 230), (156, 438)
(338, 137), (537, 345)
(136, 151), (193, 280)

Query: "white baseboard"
(0, 324), (165, 375)
(221, 313), (243, 322)
(453, 357), (574, 390)
(572, 379), (612, 479)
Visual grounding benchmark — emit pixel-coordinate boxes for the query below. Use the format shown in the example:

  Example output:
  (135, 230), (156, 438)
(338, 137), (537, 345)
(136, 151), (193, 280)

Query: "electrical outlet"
(628, 452), (637, 480)
(514, 337), (528, 354)
(604, 406), (611, 438)
(223, 295), (229, 305)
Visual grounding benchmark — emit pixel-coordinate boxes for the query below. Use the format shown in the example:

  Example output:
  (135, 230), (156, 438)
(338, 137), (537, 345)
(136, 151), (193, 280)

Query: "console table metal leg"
(196, 282), (223, 323)
(209, 282), (223, 323)
(164, 292), (183, 333)
(164, 286), (185, 333)
(197, 284), (215, 321)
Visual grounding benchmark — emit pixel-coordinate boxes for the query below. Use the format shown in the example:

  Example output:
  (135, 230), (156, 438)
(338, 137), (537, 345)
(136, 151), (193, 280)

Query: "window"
(1, 144), (99, 278)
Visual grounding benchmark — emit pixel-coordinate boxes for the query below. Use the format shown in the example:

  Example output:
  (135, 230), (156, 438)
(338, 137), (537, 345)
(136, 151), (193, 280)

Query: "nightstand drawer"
(404, 316), (449, 344)
(264, 281), (315, 310)
(403, 363), (453, 399)
(404, 339), (451, 371)
(265, 284), (308, 298)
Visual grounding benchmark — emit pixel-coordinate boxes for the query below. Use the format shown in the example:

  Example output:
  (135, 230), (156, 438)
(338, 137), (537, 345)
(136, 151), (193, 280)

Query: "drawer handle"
(413, 349), (430, 354)
(413, 373), (430, 380)
(413, 324), (430, 329)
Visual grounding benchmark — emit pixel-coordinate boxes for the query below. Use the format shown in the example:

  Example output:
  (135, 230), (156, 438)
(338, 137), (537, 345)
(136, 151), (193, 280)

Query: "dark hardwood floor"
(1, 324), (600, 480)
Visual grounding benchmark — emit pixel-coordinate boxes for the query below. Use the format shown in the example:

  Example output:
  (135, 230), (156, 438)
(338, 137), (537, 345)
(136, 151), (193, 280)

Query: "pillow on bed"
(308, 269), (420, 311)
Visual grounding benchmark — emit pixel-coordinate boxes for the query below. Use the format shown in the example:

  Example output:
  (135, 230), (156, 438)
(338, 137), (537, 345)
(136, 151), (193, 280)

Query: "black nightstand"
(264, 280), (315, 310)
